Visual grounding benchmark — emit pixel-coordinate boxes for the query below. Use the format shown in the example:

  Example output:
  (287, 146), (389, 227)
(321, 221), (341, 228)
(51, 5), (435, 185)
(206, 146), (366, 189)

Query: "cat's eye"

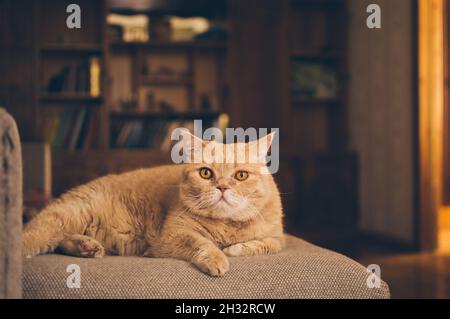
(235, 170), (249, 181)
(199, 167), (213, 179)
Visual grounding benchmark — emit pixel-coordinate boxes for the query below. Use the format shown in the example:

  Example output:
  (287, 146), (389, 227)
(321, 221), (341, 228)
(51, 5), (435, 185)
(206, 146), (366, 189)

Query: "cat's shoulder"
(118, 164), (187, 179)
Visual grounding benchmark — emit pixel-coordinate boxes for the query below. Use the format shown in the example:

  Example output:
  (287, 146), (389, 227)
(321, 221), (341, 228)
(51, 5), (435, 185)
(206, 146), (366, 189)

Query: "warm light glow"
(439, 207), (450, 252)
(419, 0), (447, 251)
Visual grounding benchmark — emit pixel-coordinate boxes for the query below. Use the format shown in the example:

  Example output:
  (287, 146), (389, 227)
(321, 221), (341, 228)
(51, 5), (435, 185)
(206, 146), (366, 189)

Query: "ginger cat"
(22, 132), (284, 276)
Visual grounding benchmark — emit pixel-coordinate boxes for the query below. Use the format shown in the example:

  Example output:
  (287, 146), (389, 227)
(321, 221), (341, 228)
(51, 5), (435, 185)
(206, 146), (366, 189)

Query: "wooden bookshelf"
(110, 38), (227, 112)
(288, 0), (348, 151)
(1, 0), (109, 150)
(284, 0), (353, 234)
(1, 0), (230, 194)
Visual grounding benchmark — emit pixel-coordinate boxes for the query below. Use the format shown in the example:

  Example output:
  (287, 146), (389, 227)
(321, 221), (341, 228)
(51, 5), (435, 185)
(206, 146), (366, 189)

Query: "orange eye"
(199, 167), (213, 179)
(235, 170), (249, 181)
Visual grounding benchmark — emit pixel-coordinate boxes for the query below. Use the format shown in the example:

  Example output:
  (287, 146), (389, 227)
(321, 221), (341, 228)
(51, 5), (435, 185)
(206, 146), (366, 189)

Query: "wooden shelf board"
(111, 40), (227, 51)
(40, 43), (104, 53)
(110, 111), (220, 120)
(40, 93), (103, 103)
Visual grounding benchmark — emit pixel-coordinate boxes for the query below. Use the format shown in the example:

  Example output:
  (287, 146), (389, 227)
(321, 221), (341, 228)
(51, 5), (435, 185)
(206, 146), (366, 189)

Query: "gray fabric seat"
(23, 235), (390, 299)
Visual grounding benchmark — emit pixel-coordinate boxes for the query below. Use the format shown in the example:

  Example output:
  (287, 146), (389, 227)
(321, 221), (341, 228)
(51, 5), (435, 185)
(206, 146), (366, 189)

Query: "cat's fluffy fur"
(22, 133), (284, 276)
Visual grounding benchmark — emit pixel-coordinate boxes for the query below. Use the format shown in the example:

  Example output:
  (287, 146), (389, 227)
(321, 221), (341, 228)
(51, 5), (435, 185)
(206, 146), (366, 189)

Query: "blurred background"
(1, 0), (450, 298)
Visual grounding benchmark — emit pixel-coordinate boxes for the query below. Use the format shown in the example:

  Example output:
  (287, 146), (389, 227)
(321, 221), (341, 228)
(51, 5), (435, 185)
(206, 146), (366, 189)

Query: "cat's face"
(179, 134), (274, 222)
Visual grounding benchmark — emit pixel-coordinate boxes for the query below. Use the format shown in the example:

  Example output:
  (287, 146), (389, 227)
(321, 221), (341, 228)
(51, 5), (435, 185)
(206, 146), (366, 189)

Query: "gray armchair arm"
(0, 108), (22, 299)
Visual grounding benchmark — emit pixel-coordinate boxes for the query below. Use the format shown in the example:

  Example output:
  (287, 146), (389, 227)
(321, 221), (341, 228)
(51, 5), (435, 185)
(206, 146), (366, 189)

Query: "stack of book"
(42, 108), (94, 150)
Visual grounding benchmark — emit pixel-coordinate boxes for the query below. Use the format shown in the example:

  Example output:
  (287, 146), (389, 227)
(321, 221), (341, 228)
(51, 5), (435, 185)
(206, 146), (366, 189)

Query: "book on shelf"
(42, 114), (60, 146)
(89, 57), (101, 97)
(124, 121), (144, 148)
(53, 109), (75, 148)
(45, 57), (101, 97)
(68, 108), (87, 150)
(76, 109), (94, 150)
(42, 107), (93, 150)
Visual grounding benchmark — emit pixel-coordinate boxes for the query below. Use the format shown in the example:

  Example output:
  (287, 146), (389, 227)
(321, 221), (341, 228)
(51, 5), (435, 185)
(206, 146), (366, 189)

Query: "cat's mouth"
(209, 192), (232, 207)
(218, 196), (230, 205)
(210, 189), (232, 206)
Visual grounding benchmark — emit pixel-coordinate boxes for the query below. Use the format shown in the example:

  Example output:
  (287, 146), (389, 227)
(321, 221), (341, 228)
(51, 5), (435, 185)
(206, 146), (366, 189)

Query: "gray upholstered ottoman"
(23, 235), (390, 299)
(0, 108), (23, 299)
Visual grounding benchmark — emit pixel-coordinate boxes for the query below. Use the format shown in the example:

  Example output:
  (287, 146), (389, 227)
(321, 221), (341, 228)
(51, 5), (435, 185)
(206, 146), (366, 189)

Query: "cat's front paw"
(22, 243), (40, 258)
(194, 250), (230, 277)
(59, 234), (105, 258)
(79, 238), (105, 258)
(223, 238), (284, 257)
(223, 243), (245, 257)
(22, 235), (42, 258)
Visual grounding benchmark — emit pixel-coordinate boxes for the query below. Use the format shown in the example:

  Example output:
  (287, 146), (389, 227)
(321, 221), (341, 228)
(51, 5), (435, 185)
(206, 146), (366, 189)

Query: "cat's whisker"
(253, 207), (266, 223)
(242, 201), (265, 223)
(233, 189), (266, 223)
(188, 194), (217, 211)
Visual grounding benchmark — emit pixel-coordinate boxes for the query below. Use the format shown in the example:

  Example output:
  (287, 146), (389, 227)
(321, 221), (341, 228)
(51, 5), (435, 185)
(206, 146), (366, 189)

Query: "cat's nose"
(217, 185), (229, 194)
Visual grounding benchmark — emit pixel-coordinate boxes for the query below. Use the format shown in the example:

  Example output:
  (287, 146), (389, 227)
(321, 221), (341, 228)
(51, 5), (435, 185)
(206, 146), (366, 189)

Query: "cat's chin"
(189, 203), (258, 222)
(214, 200), (234, 213)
